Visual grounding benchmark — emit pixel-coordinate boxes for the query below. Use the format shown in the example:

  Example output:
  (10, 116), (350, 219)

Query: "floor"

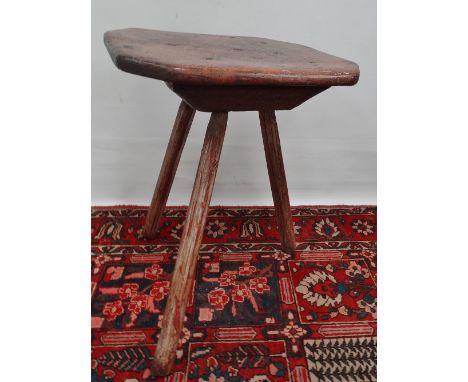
(91, 205), (377, 382)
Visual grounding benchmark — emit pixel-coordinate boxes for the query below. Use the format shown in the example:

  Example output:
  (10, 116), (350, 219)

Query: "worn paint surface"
(152, 112), (229, 376)
(104, 28), (359, 87)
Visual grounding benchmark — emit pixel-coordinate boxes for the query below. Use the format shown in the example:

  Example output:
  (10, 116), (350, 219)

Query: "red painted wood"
(144, 101), (195, 238)
(152, 112), (228, 376)
(104, 28), (359, 87)
(103, 28), (361, 377)
(167, 83), (328, 112)
(259, 110), (296, 253)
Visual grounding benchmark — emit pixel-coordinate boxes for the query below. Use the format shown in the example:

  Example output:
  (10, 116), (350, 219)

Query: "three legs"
(146, 107), (295, 376)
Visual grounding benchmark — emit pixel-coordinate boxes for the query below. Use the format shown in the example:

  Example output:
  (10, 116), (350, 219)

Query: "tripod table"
(104, 28), (359, 376)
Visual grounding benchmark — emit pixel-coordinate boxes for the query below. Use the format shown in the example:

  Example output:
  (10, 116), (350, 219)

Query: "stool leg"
(259, 110), (296, 254)
(152, 111), (228, 376)
(143, 101), (195, 239)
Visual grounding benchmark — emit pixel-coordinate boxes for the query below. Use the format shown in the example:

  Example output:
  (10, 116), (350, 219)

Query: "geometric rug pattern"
(91, 206), (377, 381)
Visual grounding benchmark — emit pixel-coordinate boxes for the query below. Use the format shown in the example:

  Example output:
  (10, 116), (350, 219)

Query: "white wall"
(92, 0), (376, 206)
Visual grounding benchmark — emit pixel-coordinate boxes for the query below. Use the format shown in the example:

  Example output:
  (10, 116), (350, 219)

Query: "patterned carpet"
(91, 206), (377, 382)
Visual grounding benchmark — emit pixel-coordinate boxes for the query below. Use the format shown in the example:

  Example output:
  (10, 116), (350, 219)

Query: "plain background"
(2, 1), (468, 382)
(92, 0), (376, 205)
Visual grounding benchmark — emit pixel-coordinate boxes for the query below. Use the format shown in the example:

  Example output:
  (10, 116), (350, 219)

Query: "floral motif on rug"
(91, 206), (377, 382)
(194, 261), (282, 326)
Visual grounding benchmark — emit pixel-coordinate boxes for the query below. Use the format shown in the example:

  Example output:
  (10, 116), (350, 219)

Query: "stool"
(104, 28), (359, 376)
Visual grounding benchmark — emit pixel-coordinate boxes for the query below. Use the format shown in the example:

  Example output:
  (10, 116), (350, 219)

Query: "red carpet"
(92, 206), (377, 382)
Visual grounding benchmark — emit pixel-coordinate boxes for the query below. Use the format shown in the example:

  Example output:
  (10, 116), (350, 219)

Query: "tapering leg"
(152, 112), (228, 376)
(259, 110), (296, 253)
(143, 101), (195, 239)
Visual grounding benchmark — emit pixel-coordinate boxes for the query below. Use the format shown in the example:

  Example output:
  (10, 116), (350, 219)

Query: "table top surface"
(104, 28), (359, 87)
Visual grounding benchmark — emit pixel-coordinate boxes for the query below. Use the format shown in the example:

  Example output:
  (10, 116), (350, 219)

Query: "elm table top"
(104, 28), (359, 87)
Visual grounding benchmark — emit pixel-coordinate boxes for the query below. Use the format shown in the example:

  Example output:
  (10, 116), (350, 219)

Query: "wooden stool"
(104, 28), (359, 376)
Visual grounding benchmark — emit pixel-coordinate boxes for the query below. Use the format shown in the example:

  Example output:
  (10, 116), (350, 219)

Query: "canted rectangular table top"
(104, 28), (359, 87)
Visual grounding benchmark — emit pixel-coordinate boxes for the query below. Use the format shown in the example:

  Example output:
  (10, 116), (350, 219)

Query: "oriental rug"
(91, 205), (377, 382)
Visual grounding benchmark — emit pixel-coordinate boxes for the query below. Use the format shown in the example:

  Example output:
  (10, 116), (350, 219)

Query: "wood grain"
(143, 101), (195, 238)
(259, 110), (296, 254)
(152, 112), (228, 376)
(104, 28), (359, 87)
